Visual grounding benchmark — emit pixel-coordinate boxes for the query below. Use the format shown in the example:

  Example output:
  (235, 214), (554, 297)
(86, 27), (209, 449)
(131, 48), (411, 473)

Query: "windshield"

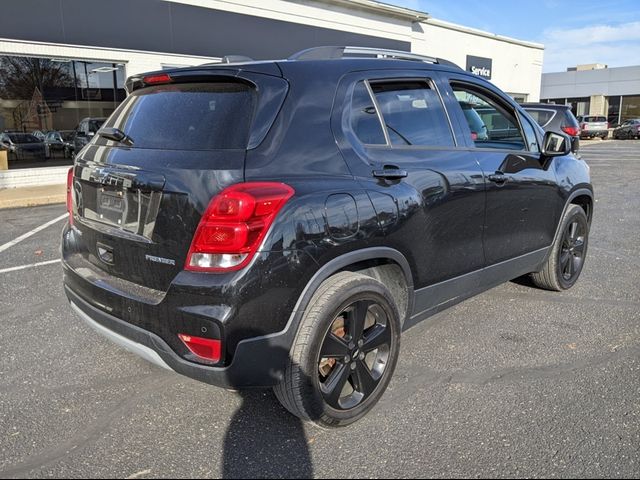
(98, 82), (256, 151)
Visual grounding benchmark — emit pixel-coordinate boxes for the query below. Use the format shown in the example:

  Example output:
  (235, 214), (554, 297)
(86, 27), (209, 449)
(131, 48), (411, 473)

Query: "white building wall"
(541, 65), (640, 99)
(0, 1), (544, 99)
(411, 19), (544, 101)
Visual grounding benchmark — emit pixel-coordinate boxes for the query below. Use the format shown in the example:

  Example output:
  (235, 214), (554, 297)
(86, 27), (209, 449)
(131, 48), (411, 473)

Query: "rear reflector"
(143, 73), (172, 85)
(66, 167), (74, 226)
(186, 182), (295, 272)
(178, 334), (222, 363)
(562, 126), (580, 136)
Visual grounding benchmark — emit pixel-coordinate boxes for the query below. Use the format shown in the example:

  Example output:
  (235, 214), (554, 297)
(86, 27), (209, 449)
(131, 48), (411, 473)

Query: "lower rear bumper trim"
(70, 301), (174, 372)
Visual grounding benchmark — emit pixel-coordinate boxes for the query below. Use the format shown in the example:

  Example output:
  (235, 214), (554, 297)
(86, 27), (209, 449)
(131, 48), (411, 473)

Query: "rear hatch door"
(69, 71), (286, 294)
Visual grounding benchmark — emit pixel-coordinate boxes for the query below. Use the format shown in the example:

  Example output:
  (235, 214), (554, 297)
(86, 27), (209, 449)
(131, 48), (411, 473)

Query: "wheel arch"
(291, 248), (415, 331)
(549, 187), (594, 256)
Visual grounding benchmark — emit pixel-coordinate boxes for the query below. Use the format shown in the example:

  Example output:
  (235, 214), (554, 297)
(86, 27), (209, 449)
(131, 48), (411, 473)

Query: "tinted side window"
(350, 81), (386, 145)
(371, 81), (454, 147)
(451, 83), (526, 151)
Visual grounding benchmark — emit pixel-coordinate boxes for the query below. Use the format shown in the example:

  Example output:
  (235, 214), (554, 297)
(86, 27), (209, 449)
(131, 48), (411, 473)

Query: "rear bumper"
(66, 285), (295, 388)
(580, 130), (608, 138)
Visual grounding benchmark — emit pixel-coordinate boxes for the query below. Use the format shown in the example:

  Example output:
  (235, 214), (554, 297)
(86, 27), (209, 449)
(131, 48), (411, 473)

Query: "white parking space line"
(0, 259), (61, 275)
(0, 214), (67, 254)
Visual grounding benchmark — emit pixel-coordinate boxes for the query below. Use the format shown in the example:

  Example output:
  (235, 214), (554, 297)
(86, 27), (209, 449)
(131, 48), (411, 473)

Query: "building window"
(543, 98), (567, 106)
(620, 95), (640, 123)
(566, 97), (590, 118)
(507, 93), (528, 103)
(607, 96), (621, 126)
(0, 55), (126, 170)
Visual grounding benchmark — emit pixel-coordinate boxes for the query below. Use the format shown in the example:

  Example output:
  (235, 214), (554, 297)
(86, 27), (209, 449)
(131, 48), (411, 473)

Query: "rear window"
(99, 83), (255, 150)
(584, 116), (607, 122)
(525, 108), (556, 127)
(563, 110), (580, 128)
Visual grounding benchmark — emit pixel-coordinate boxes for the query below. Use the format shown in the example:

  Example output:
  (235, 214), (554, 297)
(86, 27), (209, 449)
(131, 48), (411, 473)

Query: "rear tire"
(274, 271), (401, 428)
(530, 204), (589, 291)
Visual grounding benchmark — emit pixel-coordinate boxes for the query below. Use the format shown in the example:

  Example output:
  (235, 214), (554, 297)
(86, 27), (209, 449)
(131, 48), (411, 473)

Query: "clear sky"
(385, 0), (640, 72)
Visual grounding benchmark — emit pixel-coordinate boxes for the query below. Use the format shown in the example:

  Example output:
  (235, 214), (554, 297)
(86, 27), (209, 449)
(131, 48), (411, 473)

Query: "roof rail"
(288, 46), (459, 68)
(221, 55), (255, 64)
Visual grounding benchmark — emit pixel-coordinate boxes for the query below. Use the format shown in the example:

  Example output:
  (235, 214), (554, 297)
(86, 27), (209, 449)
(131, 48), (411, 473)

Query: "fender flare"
(544, 187), (594, 265)
(289, 247), (415, 325)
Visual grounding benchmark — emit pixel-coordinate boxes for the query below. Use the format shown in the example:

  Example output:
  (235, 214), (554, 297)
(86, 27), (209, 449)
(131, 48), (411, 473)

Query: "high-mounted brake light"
(66, 167), (74, 226)
(143, 73), (172, 85)
(178, 334), (222, 363)
(186, 182), (295, 272)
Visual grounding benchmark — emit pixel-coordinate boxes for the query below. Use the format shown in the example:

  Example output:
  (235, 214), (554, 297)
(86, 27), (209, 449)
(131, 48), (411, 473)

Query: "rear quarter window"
(99, 82), (256, 150)
(584, 116), (607, 122)
(525, 109), (556, 127)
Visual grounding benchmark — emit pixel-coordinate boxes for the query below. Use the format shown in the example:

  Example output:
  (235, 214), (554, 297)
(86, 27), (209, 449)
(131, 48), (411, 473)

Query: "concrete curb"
(0, 185), (66, 210)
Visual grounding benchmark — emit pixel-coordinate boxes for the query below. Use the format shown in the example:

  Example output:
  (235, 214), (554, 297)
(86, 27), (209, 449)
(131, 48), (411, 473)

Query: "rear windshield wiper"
(97, 127), (134, 147)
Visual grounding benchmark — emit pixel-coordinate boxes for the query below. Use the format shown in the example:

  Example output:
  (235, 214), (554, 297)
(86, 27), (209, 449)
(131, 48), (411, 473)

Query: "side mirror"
(542, 131), (571, 157)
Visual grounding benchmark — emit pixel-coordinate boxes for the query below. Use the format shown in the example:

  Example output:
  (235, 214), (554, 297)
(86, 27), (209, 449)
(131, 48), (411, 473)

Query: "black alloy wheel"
(559, 219), (587, 283)
(274, 271), (401, 427)
(530, 204), (589, 291)
(317, 299), (392, 410)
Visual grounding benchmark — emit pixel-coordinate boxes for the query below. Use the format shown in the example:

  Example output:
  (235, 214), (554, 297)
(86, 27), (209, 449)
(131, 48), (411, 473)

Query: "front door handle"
(373, 168), (408, 179)
(488, 172), (508, 184)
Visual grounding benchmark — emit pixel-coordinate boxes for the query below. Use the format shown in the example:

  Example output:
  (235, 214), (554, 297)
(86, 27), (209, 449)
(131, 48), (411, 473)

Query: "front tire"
(530, 204), (589, 291)
(274, 271), (401, 428)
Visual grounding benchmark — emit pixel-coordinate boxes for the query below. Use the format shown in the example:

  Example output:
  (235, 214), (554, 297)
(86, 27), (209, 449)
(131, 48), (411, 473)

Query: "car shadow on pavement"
(222, 389), (313, 479)
(221, 345), (314, 479)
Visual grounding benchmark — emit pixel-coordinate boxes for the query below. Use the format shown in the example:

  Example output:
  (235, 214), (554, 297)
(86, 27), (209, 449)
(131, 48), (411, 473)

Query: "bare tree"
(0, 56), (75, 100)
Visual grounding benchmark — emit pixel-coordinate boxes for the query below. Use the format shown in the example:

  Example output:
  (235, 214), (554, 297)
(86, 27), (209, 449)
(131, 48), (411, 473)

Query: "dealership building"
(0, 0), (544, 187)
(541, 63), (640, 125)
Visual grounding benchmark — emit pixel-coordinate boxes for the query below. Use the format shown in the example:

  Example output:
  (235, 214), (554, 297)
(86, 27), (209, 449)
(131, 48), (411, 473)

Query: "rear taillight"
(178, 334), (222, 363)
(66, 167), (74, 226)
(562, 126), (580, 136)
(143, 73), (172, 85)
(186, 182), (295, 272)
(580, 123), (586, 130)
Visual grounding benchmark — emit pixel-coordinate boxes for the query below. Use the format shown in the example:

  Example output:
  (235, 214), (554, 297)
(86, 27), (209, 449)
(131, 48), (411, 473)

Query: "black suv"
(62, 47), (593, 427)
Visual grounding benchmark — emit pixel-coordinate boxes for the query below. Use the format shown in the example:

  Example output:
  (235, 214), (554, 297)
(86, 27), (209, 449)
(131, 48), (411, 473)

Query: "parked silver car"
(577, 115), (608, 139)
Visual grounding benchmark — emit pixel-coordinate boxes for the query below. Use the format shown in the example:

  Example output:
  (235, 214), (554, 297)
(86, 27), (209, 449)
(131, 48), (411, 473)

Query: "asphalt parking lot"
(0, 140), (638, 479)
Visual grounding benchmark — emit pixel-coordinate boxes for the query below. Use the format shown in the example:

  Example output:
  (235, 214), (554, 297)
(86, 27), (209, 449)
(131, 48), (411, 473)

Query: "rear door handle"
(373, 168), (408, 179)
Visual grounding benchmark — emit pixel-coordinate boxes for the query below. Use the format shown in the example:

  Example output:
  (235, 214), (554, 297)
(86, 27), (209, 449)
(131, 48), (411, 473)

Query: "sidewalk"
(0, 184), (66, 209)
